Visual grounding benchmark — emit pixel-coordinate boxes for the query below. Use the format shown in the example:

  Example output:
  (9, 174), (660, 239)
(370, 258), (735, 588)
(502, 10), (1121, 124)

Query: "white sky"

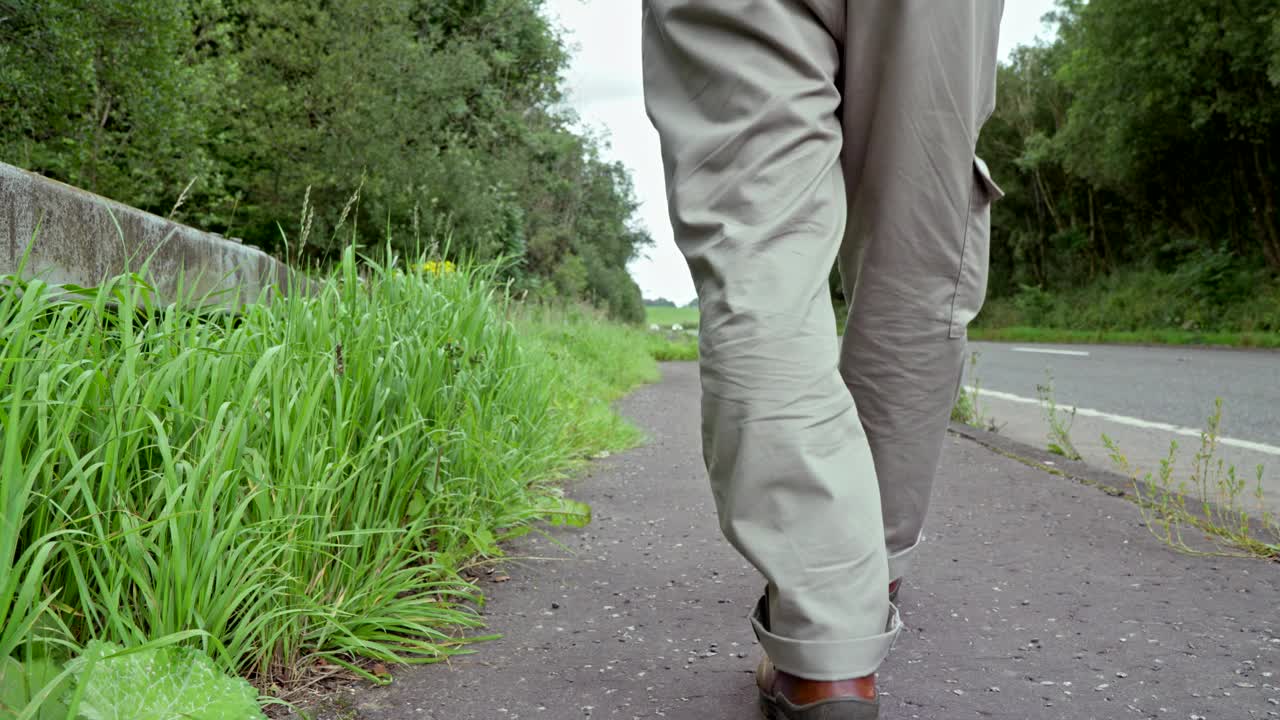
(545, 1), (1060, 305)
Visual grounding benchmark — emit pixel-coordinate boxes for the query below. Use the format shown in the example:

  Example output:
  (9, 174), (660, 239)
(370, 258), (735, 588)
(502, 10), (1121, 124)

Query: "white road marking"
(1010, 347), (1091, 357)
(966, 386), (1280, 457)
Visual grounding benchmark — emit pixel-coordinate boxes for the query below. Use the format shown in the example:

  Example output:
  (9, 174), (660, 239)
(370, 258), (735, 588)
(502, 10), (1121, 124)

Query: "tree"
(973, 0), (1280, 311)
(0, 0), (652, 322)
(1053, 0), (1280, 269)
(0, 0), (224, 213)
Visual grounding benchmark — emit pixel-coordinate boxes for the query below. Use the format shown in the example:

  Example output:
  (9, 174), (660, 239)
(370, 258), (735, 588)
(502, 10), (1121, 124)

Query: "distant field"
(646, 305), (700, 329)
(644, 304), (1280, 350)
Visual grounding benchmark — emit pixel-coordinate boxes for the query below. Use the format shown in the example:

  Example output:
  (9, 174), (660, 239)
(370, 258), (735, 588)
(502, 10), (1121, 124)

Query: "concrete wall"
(0, 161), (297, 308)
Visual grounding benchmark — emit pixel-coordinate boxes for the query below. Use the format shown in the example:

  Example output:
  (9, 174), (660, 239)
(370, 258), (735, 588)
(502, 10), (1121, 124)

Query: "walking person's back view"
(642, 2), (1005, 717)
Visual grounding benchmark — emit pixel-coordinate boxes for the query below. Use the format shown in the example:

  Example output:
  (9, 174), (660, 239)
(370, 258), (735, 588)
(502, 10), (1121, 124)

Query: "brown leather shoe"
(756, 657), (879, 720)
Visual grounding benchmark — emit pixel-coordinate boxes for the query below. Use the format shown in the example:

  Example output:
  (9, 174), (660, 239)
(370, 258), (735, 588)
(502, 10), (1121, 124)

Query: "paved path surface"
(349, 363), (1278, 720)
(966, 342), (1280, 513)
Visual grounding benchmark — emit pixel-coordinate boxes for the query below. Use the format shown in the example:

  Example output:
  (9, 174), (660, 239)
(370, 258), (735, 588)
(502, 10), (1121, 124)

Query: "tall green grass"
(1, 247), (658, 715)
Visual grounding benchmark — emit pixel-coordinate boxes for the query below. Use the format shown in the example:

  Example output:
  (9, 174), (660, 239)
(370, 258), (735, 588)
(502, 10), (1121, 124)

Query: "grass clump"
(1, 247), (659, 716)
(1104, 400), (1279, 560)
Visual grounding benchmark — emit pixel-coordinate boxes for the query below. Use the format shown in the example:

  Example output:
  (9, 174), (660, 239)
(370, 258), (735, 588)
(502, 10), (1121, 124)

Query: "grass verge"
(646, 278), (1280, 349)
(974, 269), (1280, 348)
(1, 248), (663, 717)
(969, 325), (1280, 349)
(645, 332), (698, 361)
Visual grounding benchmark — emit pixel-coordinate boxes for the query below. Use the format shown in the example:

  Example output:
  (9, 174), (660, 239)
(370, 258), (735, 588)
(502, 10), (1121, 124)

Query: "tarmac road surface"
(325, 363), (1278, 720)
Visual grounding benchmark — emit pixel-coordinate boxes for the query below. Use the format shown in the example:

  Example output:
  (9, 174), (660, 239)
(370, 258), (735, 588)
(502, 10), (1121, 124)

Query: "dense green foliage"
(0, 0), (650, 322)
(978, 0), (1280, 332)
(0, 251), (660, 716)
(978, 268), (1280, 339)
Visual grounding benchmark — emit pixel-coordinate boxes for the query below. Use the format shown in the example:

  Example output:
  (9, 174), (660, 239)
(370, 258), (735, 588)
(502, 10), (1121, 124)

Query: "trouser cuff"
(887, 534), (923, 583)
(750, 596), (902, 681)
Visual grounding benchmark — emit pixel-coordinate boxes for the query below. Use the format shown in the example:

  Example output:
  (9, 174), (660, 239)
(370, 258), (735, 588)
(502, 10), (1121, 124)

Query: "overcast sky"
(545, 1), (1060, 305)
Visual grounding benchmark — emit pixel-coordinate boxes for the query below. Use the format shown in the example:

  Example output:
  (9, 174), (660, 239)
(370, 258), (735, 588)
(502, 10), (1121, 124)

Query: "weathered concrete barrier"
(0, 161), (296, 307)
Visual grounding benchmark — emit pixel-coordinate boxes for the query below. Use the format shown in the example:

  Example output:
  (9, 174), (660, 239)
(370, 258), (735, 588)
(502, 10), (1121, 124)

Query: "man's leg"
(643, 0), (899, 682)
(836, 0), (1005, 588)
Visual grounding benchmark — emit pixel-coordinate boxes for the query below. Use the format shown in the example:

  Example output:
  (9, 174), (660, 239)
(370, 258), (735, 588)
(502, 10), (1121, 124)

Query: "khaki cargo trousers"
(642, 0), (1005, 680)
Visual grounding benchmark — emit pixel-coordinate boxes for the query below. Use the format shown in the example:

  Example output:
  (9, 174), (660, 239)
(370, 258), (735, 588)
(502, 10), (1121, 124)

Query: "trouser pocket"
(948, 156), (1004, 338)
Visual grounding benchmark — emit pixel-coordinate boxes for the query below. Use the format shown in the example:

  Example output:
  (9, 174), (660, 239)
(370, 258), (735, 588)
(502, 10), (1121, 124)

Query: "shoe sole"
(759, 693), (779, 720)
(759, 691), (879, 720)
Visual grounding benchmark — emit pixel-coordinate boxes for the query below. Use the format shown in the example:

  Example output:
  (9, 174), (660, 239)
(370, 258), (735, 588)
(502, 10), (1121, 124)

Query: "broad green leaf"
(67, 642), (265, 720)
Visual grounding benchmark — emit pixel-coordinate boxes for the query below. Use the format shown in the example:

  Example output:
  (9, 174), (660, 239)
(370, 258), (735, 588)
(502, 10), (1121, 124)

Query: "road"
(965, 341), (1280, 512)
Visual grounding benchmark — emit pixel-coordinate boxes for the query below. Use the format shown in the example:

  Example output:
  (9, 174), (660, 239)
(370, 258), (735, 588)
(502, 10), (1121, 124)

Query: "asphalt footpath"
(346, 362), (1278, 720)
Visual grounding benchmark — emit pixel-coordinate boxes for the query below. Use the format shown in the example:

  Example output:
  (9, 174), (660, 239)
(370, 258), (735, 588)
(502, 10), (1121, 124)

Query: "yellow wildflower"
(416, 260), (457, 275)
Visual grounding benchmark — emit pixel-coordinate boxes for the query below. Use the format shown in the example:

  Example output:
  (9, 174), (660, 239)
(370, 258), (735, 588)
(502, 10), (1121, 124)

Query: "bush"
(978, 266), (1280, 335)
(1012, 284), (1057, 326)
(1175, 248), (1260, 309)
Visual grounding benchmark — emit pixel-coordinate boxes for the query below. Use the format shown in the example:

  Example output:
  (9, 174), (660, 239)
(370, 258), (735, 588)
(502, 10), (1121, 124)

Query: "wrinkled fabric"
(643, 0), (1003, 680)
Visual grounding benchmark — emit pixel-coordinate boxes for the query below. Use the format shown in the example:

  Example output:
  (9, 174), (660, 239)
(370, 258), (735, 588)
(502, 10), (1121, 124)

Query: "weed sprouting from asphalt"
(1104, 399), (1279, 560)
(952, 351), (1000, 432)
(1036, 371), (1082, 460)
